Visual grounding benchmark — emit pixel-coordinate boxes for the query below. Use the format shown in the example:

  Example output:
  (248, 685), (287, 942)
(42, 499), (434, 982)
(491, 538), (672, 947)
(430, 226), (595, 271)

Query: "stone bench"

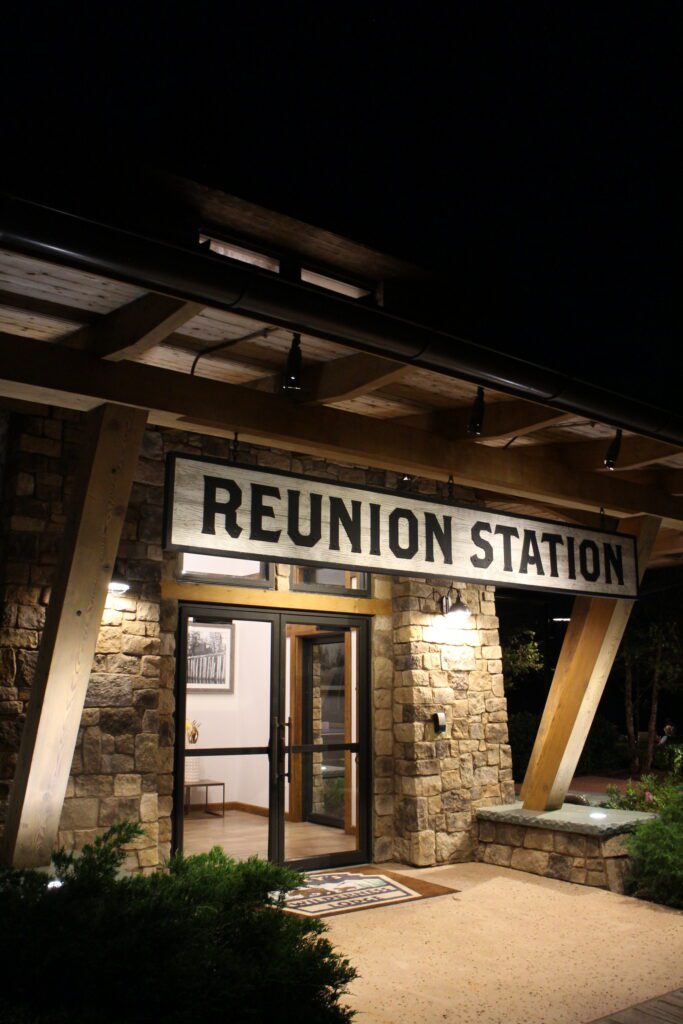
(475, 801), (657, 893)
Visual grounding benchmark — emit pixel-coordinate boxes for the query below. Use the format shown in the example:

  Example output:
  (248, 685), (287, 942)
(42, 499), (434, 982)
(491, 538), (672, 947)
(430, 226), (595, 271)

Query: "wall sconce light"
(282, 332), (303, 392)
(437, 586), (470, 625)
(467, 387), (485, 437)
(603, 428), (622, 470)
(108, 564), (130, 594)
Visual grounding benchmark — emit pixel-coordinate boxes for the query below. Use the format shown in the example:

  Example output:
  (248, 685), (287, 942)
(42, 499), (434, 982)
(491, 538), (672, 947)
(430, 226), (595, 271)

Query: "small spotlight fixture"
(398, 473), (414, 490)
(603, 428), (622, 471)
(467, 387), (485, 437)
(282, 332), (303, 392)
(108, 566), (129, 594)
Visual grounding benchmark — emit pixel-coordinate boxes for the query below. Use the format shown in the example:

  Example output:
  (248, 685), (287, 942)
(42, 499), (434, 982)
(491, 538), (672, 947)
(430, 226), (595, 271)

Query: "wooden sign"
(164, 455), (639, 599)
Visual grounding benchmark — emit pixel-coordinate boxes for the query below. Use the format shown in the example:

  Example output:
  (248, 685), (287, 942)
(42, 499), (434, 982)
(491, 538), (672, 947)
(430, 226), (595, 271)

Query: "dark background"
(2, 5), (679, 412)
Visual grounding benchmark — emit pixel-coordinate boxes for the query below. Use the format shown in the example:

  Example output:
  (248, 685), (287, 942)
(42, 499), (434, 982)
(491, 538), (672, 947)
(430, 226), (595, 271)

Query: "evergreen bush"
(0, 823), (356, 1024)
(626, 788), (683, 908)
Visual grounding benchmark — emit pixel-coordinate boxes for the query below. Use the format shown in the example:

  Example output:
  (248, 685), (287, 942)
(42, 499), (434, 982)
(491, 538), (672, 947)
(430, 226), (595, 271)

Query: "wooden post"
(2, 403), (148, 867)
(520, 516), (660, 812)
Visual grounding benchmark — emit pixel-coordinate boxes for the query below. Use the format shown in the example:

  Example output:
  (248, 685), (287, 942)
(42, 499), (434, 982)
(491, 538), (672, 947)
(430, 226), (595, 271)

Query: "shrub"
(626, 788), (683, 908)
(653, 742), (683, 777)
(605, 773), (682, 812)
(0, 824), (356, 1024)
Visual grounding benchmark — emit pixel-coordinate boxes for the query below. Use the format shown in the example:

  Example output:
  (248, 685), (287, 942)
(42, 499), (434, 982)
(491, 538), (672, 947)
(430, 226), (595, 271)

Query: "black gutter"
(2, 195), (682, 446)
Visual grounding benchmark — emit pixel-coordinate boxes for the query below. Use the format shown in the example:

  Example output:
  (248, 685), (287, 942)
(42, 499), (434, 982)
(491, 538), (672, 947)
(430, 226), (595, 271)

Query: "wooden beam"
(64, 293), (204, 361)
(529, 435), (681, 472)
(520, 515), (660, 812)
(1, 403), (148, 867)
(393, 399), (574, 441)
(161, 580), (391, 616)
(0, 331), (682, 522)
(248, 352), (411, 404)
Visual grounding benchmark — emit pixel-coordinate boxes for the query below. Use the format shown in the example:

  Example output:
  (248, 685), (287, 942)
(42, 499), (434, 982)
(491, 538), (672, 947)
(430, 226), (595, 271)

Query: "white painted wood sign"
(164, 455), (638, 598)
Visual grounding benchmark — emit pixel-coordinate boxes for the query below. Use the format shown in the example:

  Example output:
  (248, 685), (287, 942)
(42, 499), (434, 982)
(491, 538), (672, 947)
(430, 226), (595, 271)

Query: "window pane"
(179, 552), (268, 582)
(293, 566), (367, 592)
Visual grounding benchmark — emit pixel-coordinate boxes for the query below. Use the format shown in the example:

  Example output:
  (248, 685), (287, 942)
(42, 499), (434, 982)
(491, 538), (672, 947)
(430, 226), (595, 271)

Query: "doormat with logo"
(283, 866), (457, 918)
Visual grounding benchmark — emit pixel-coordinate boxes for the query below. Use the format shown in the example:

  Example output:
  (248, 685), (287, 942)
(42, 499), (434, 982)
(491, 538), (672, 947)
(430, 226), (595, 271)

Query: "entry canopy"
(165, 455), (639, 599)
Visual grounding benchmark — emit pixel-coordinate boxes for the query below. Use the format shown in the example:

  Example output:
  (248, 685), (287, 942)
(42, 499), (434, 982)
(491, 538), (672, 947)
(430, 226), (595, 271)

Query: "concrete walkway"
(325, 862), (683, 1024)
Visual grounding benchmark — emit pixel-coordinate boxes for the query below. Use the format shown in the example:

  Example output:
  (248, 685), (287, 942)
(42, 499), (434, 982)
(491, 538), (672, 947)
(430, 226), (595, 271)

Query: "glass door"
(173, 606), (278, 862)
(174, 606), (370, 870)
(279, 615), (369, 870)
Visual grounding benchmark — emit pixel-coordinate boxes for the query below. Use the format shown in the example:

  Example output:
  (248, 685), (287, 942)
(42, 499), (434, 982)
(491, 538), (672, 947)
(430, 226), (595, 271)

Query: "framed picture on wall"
(186, 621), (235, 692)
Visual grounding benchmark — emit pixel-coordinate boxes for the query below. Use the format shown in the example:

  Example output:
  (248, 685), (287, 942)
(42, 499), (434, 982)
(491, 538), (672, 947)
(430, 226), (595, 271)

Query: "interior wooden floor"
(182, 809), (358, 861)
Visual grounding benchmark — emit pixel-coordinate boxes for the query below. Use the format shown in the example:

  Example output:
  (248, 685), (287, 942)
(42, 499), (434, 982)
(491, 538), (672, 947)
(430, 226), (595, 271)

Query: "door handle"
(271, 717), (292, 784)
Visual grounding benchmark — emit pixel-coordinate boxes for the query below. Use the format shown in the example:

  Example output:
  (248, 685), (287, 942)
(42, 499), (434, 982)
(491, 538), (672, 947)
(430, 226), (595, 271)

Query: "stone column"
(392, 577), (514, 867)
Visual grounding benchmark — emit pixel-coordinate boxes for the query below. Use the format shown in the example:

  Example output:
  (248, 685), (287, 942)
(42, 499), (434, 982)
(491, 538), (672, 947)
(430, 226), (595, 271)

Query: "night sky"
(3, 5), (679, 412)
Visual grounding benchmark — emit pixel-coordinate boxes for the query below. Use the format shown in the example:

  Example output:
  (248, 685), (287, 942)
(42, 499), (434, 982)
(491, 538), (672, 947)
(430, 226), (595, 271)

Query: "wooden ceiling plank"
(393, 399), (574, 441)
(659, 468), (683, 496)
(0, 288), (101, 326)
(0, 331), (681, 522)
(63, 293), (205, 361)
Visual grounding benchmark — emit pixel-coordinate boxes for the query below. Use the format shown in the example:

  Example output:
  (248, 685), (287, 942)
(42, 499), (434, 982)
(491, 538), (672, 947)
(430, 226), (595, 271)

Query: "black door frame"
(172, 602), (372, 871)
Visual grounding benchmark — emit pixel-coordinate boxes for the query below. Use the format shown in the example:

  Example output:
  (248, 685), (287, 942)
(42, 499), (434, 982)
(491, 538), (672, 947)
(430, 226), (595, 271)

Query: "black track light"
(399, 473), (413, 489)
(603, 428), (622, 471)
(467, 387), (485, 437)
(282, 333), (303, 392)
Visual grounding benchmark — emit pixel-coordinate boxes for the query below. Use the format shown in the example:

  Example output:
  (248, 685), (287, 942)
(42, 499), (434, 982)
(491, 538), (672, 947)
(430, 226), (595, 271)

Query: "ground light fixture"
(467, 386), (485, 437)
(439, 587), (470, 625)
(589, 811), (607, 820)
(603, 428), (622, 470)
(282, 332), (303, 392)
(107, 566), (130, 594)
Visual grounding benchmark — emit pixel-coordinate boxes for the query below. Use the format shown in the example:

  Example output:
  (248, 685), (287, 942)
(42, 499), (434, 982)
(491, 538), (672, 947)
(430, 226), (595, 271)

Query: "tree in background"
(617, 589), (683, 774)
(501, 627), (543, 687)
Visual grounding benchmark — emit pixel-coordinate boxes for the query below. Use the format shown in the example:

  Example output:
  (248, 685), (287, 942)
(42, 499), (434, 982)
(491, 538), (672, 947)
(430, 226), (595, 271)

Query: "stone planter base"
(475, 802), (657, 893)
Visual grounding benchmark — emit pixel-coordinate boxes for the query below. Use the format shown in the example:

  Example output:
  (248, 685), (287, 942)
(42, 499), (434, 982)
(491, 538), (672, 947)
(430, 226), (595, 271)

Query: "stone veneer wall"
(476, 819), (631, 893)
(0, 404), (510, 870)
(390, 578), (515, 866)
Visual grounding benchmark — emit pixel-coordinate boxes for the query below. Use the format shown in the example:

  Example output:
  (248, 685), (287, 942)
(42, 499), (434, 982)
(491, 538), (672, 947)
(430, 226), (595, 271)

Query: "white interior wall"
(186, 619), (271, 808)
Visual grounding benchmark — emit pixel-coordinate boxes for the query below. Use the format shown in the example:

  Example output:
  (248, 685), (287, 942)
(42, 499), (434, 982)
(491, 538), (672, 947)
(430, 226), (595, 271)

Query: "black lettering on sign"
(329, 497), (362, 553)
(567, 536), (577, 579)
(519, 530), (545, 575)
(604, 543), (624, 586)
(494, 524), (519, 571)
(369, 503), (381, 556)
(470, 521), (493, 568)
(541, 533), (564, 578)
(250, 483), (281, 543)
(287, 489), (322, 547)
(425, 513), (453, 564)
(389, 508), (418, 559)
(579, 539), (600, 582)
(202, 476), (243, 538)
